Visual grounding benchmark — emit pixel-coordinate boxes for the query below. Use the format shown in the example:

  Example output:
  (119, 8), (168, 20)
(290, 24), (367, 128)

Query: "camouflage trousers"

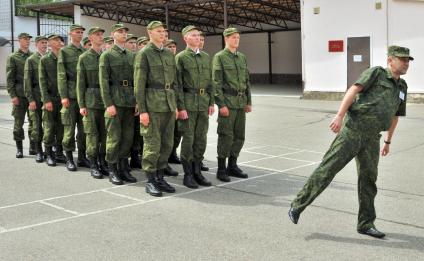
(217, 108), (246, 158)
(28, 101), (43, 142)
(141, 112), (175, 173)
(291, 126), (381, 231)
(105, 107), (134, 164)
(179, 110), (209, 163)
(11, 96), (33, 142)
(83, 109), (106, 159)
(42, 99), (64, 147)
(61, 98), (85, 152)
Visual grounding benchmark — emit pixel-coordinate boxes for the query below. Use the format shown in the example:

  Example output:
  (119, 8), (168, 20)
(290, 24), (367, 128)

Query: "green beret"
(388, 45), (414, 61)
(82, 37), (90, 46)
(165, 39), (177, 47)
(69, 24), (85, 32)
(223, 27), (240, 37)
(104, 36), (114, 44)
(88, 26), (105, 35)
(18, 33), (32, 39)
(147, 21), (165, 30)
(182, 25), (199, 36)
(47, 34), (64, 41)
(111, 23), (129, 33)
(34, 35), (47, 42)
(137, 36), (149, 44)
(126, 34), (137, 42)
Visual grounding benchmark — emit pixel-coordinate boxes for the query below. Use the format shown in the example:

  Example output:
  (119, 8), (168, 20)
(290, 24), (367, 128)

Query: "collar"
(149, 42), (164, 52)
(89, 48), (102, 56)
(69, 43), (84, 51)
(224, 47), (238, 56)
(112, 44), (126, 53)
(186, 47), (201, 56)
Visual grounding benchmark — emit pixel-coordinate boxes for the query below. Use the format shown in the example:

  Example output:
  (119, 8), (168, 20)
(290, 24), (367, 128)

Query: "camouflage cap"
(18, 33), (32, 39)
(223, 27), (240, 37)
(111, 23), (129, 33)
(104, 36), (114, 44)
(147, 21), (165, 30)
(88, 26), (105, 35)
(126, 34), (137, 42)
(82, 37), (90, 46)
(137, 36), (149, 44)
(164, 39), (177, 47)
(47, 34), (64, 41)
(388, 45), (414, 61)
(181, 25), (199, 36)
(200, 31), (206, 37)
(69, 24), (85, 32)
(34, 35), (48, 42)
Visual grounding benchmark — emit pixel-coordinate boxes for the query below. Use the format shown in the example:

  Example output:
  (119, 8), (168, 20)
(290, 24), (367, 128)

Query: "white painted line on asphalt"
(251, 94), (301, 98)
(101, 190), (145, 202)
(242, 150), (303, 158)
(278, 156), (315, 164)
(0, 226), (7, 233)
(39, 201), (79, 216)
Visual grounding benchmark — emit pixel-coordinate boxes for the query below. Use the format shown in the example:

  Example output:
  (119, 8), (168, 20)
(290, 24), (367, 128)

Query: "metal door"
(347, 37), (370, 88)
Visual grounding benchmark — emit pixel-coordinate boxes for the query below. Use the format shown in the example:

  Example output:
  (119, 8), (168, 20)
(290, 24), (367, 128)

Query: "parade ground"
(0, 85), (423, 260)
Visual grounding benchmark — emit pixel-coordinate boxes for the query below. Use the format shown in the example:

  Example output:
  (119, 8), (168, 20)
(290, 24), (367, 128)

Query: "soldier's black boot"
(288, 207), (300, 224)
(164, 164), (178, 176)
(15, 141), (23, 158)
(156, 169), (176, 193)
(35, 142), (44, 163)
(227, 156), (248, 178)
(168, 148), (181, 164)
(216, 157), (230, 182)
(89, 157), (103, 179)
(77, 150), (90, 168)
(119, 158), (137, 183)
(200, 161), (209, 171)
(109, 163), (123, 185)
(130, 149), (142, 169)
(182, 161), (198, 189)
(145, 172), (162, 197)
(29, 141), (36, 155)
(98, 154), (109, 176)
(193, 160), (212, 186)
(45, 146), (56, 167)
(65, 151), (77, 171)
(55, 145), (67, 163)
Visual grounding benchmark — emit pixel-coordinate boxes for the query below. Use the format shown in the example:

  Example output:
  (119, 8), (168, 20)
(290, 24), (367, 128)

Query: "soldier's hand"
(381, 143), (390, 156)
(45, 102), (53, 112)
(28, 101), (37, 111)
(140, 112), (149, 127)
(12, 97), (20, 106)
(330, 115), (343, 133)
(134, 106), (140, 116)
(175, 109), (179, 120)
(208, 106), (215, 116)
(80, 108), (88, 117)
(61, 98), (70, 108)
(106, 105), (117, 117)
(178, 110), (189, 120)
(219, 106), (229, 117)
(244, 105), (252, 113)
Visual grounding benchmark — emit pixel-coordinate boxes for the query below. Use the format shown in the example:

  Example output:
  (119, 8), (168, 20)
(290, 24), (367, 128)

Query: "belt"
(223, 88), (246, 97)
(120, 80), (133, 87)
(147, 83), (173, 90)
(183, 88), (206, 95)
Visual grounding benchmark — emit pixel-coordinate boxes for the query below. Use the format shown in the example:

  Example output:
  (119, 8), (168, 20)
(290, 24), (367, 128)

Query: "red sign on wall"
(329, 40), (344, 52)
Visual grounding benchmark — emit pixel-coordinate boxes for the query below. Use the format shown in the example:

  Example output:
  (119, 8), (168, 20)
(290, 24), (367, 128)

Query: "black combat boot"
(182, 161), (198, 189)
(109, 163), (123, 185)
(156, 169), (176, 193)
(89, 157), (103, 179)
(168, 148), (181, 164)
(15, 140), (23, 158)
(98, 154), (109, 176)
(55, 145), (67, 163)
(119, 158), (137, 183)
(164, 164), (178, 176)
(65, 151), (77, 171)
(200, 161), (209, 171)
(216, 157), (230, 182)
(45, 146), (56, 167)
(29, 141), (36, 155)
(227, 156), (248, 178)
(35, 142), (44, 163)
(145, 172), (162, 197)
(193, 160), (212, 186)
(130, 149), (142, 169)
(77, 150), (90, 168)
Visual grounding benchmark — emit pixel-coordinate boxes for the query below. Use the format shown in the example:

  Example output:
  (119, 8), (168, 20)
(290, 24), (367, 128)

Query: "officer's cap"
(137, 36), (149, 45)
(147, 21), (165, 30)
(388, 45), (414, 61)
(126, 34), (138, 42)
(223, 27), (240, 37)
(104, 36), (114, 44)
(111, 23), (129, 33)
(88, 26), (105, 36)
(200, 31), (206, 37)
(182, 25), (199, 36)
(34, 35), (48, 42)
(165, 39), (177, 47)
(47, 34), (64, 42)
(82, 37), (90, 46)
(18, 33), (32, 39)
(69, 24), (85, 32)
